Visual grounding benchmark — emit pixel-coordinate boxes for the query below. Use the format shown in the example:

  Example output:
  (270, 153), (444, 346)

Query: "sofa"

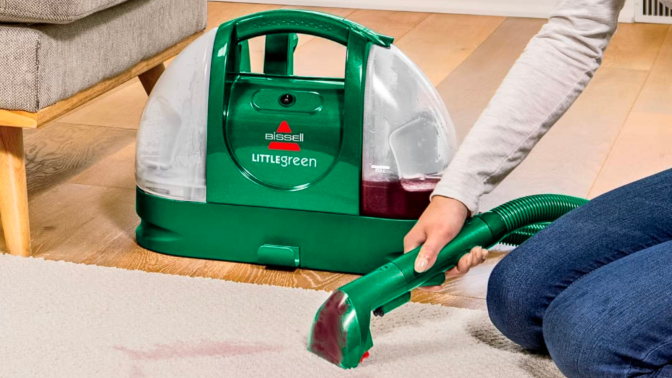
(0, 0), (207, 256)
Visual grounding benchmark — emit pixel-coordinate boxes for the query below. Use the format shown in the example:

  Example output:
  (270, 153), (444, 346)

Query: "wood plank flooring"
(2, 2), (671, 312)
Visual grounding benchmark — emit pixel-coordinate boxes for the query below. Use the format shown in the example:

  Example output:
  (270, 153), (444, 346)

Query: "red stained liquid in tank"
(362, 177), (441, 219)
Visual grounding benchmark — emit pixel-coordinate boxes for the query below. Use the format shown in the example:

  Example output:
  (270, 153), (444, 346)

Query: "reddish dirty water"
(308, 290), (349, 365)
(361, 178), (440, 219)
(114, 340), (280, 361)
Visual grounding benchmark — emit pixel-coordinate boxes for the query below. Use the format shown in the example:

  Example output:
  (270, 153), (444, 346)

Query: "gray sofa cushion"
(0, 0), (132, 24)
(0, 0), (206, 112)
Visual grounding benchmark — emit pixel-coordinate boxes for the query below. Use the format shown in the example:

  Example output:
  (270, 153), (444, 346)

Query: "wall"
(214, 0), (636, 22)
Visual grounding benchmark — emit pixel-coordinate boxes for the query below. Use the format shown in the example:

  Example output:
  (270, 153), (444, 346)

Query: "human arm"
(407, 0), (626, 275)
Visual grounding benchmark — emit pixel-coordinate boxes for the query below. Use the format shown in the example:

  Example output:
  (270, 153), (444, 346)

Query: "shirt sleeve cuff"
(431, 170), (483, 216)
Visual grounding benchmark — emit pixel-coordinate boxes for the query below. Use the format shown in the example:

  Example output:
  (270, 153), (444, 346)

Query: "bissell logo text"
(251, 121), (317, 168)
(265, 132), (304, 142)
(266, 121), (303, 152)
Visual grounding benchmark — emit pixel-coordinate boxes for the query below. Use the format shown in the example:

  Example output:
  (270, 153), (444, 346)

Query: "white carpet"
(0, 254), (564, 378)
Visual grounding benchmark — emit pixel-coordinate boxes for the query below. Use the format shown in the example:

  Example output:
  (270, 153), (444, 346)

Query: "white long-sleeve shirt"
(432, 0), (664, 214)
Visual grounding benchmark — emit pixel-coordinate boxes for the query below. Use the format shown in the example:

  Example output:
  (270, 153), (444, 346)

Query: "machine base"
(136, 188), (418, 275)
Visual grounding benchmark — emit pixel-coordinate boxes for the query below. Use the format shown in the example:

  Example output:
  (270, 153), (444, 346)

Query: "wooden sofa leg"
(0, 126), (31, 257)
(139, 63), (166, 95)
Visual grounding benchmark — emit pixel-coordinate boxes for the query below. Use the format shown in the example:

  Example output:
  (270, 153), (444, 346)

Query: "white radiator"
(636, 0), (672, 23)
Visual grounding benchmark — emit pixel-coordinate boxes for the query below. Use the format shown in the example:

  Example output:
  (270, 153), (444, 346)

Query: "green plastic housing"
(206, 10), (391, 215)
(137, 188), (416, 274)
(135, 10), (428, 274)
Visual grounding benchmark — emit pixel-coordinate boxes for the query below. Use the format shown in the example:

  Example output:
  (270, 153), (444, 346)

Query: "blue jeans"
(487, 169), (672, 378)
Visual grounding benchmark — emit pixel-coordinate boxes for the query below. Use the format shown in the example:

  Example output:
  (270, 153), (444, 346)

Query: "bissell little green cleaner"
(135, 9), (461, 274)
(134, 9), (585, 278)
(133, 10), (589, 369)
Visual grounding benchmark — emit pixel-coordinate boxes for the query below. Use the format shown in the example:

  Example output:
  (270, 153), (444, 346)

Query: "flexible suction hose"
(488, 195), (589, 246)
(308, 194), (589, 369)
(492, 194), (588, 233)
(397, 194), (591, 286)
(501, 223), (550, 246)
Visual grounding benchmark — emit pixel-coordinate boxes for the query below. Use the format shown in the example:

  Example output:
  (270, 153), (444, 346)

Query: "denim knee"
(543, 290), (607, 378)
(545, 295), (672, 378)
(487, 246), (548, 352)
(542, 242), (672, 378)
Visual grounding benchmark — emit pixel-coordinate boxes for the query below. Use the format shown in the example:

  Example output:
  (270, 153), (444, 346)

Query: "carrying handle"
(208, 9), (378, 200)
(232, 10), (393, 47)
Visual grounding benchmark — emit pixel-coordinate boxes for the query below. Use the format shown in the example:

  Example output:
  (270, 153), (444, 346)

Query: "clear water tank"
(135, 28), (217, 203)
(361, 45), (457, 219)
(136, 33), (457, 218)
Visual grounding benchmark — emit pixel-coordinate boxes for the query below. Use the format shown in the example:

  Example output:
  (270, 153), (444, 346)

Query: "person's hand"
(404, 196), (489, 291)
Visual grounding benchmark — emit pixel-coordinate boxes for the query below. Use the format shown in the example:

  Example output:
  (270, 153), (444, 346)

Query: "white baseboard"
(213, 0), (636, 23)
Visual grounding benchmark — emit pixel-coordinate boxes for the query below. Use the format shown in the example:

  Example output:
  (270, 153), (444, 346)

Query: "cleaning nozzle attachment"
(307, 194), (588, 369)
(307, 291), (369, 368)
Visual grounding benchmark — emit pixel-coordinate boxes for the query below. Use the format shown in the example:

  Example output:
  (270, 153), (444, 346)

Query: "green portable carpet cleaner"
(134, 9), (589, 369)
(135, 9), (461, 274)
(134, 8), (587, 280)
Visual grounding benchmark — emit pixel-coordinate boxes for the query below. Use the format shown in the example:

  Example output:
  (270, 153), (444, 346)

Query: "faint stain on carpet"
(466, 312), (564, 378)
(114, 340), (281, 361)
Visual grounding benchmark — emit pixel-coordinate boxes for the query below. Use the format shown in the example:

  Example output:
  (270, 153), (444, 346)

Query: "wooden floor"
(2, 2), (671, 311)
